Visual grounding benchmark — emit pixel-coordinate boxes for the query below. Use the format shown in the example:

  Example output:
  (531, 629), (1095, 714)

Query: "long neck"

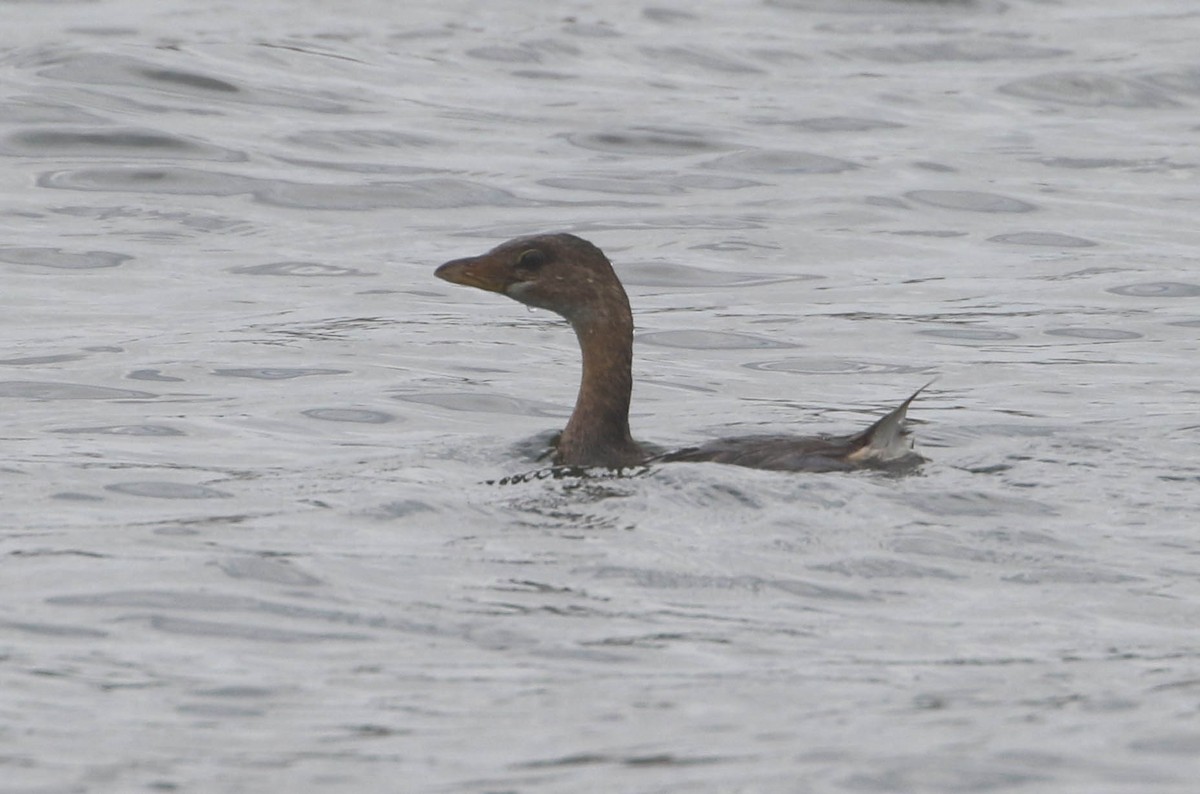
(555, 297), (642, 468)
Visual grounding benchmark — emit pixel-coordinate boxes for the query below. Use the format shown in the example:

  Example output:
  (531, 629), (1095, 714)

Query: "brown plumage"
(435, 233), (926, 472)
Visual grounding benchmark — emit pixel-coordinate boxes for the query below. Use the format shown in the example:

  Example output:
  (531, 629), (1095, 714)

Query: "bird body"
(435, 233), (926, 472)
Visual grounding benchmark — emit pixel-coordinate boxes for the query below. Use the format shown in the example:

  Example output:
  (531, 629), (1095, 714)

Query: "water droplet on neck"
(526, 305), (537, 313)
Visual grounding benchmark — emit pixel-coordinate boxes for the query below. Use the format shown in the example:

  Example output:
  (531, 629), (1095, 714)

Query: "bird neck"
(556, 298), (641, 467)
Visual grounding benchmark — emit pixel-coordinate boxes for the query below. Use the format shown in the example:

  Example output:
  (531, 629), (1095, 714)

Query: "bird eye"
(516, 248), (547, 270)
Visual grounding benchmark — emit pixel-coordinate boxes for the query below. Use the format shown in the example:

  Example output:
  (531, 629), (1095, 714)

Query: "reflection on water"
(4, 0), (1200, 791)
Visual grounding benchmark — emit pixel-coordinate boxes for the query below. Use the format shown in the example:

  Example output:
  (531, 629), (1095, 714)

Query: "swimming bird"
(435, 233), (926, 472)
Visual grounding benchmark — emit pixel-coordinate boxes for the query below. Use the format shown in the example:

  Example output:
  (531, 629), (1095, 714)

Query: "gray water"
(3, 0), (1200, 791)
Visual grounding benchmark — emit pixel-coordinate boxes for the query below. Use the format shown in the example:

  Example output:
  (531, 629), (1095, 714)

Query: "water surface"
(3, 1), (1200, 792)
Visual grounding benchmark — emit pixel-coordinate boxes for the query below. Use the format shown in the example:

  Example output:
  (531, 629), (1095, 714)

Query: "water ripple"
(847, 40), (1067, 64)
(586, 566), (875, 601)
(638, 330), (797, 350)
(906, 190), (1037, 213)
(769, 116), (903, 133)
(37, 167), (533, 209)
(999, 71), (1178, 108)
(619, 262), (817, 288)
(285, 128), (437, 150)
(745, 358), (929, 375)
(229, 261), (372, 277)
(52, 424), (184, 436)
(1107, 282), (1200, 298)
(39, 53), (348, 112)
(638, 46), (765, 74)
(0, 246), (131, 269)
(301, 408), (396, 424)
(146, 615), (368, 643)
(212, 368), (349, 380)
(395, 391), (567, 417)
(565, 127), (727, 156)
(1, 353), (86, 366)
(1044, 328), (1141, 341)
(918, 328), (1020, 341)
(105, 481), (231, 499)
(217, 557), (323, 586)
(988, 232), (1097, 247)
(0, 381), (156, 399)
(703, 149), (859, 174)
(2, 127), (244, 161)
